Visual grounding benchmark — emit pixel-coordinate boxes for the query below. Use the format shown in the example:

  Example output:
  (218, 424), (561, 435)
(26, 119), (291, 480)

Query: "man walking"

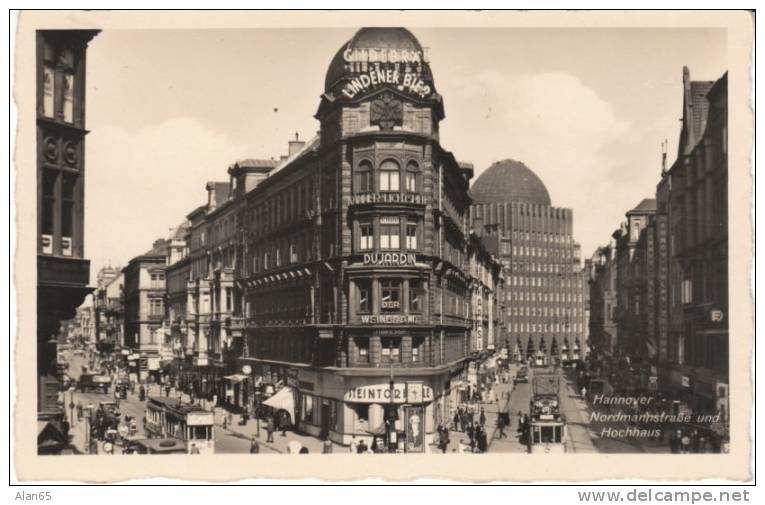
(250, 436), (260, 454)
(479, 407), (486, 427)
(266, 415), (275, 443)
(496, 414), (506, 438)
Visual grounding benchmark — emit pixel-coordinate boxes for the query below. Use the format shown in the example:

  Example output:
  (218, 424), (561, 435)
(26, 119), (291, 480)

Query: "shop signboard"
(404, 406), (425, 453)
(360, 314), (418, 324)
(344, 383), (433, 404)
(363, 252), (417, 267)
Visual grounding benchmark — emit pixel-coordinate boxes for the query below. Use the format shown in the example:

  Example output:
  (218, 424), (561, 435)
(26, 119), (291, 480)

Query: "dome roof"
(470, 159), (551, 206)
(324, 27), (433, 92)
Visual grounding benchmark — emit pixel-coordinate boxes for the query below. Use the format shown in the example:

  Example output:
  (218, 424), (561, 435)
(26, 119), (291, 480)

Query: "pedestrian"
(350, 436), (358, 454)
(479, 407), (486, 427)
(357, 438), (368, 454)
(280, 411), (288, 437)
(580, 386), (587, 400)
(250, 437), (260, 454)
(322, 438), (333, 454)
(453, 410), (460, 432)
(438, 425), (450, 454)
(76, 402), (83, 421)
(680, 431), (691, 454)
(266, 416), (275, 443)
(165, 384), (171, 398)
(222, 413), (228, 430)
(190, 443), (200, 454)
(476, 427), (488, 453)
(467, 423), (476, 452)
(497, 414), (506, 438)
(61, 418), (70, 440)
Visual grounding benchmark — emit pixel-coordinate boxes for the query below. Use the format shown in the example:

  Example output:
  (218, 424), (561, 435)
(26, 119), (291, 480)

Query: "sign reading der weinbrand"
(363, 252), (416, 266)
(344, 383), (433, 404)
(360, 314), (418, 324)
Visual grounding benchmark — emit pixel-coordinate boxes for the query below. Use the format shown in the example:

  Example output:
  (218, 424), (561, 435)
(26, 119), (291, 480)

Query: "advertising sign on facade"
(360, 314), (418, 324)
(344, 383), (433, 404)
(363, 252), (416, 267)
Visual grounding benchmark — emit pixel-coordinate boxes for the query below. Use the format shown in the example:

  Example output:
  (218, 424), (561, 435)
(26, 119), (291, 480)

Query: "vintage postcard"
(12, 10), (754, 482)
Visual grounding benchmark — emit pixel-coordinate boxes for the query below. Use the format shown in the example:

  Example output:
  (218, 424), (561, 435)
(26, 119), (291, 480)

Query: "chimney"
(206, 182), (217, 210)
(288, 132), (306, 157)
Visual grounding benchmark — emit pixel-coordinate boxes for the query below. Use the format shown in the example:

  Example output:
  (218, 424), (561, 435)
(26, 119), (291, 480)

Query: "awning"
(223, 374), (248, 384)
(262, 386), (296, 420)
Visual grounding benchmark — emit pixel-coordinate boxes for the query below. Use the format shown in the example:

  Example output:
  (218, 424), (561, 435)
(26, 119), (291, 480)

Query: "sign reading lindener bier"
(341, 47), (432, 99)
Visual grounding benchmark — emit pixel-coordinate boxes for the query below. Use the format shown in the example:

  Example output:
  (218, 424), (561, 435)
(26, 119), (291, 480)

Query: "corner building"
(235, 28), (479, 449)
(470, 160), (587, 366)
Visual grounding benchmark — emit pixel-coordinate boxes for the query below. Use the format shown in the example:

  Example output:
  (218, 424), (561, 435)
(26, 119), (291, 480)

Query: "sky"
(83, 27), (726, 282)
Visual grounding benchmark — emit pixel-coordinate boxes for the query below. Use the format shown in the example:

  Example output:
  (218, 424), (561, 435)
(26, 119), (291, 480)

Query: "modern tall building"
(36, 29), (99, 454)
(469, 160), (587, 366)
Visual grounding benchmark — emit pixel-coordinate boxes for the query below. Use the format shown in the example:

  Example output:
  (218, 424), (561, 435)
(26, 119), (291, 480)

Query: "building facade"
(93, 265), (123, 351)
(469, 160), (587, 366)
(656, 68), (728, 419)
(612, 199), (657, 361)
(122, 239), (168, 379)
(36, 29), (99, 454)
(586, 243), (619, 356)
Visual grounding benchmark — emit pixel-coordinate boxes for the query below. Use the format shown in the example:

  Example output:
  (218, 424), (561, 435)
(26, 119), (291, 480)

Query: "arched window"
(379, 159), (400, 192)
(405, 161), (419, 192)
(355, 160), (373, 194)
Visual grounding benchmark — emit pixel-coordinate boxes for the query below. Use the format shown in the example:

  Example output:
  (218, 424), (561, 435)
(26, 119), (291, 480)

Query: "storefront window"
(380, 280), (401, 312)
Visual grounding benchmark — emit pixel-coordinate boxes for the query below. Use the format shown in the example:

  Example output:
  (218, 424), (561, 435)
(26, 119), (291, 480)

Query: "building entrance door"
(320, 402), (331, 439)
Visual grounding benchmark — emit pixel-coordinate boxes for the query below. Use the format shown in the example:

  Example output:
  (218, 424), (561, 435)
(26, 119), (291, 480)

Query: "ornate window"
(355, 160), (373, 193)
(405, 161), (419, 192)
(379, 159), (400, 192)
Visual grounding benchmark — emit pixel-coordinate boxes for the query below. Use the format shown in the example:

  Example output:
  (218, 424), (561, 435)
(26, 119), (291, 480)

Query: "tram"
(526, 371), (567, 453)
(144, 396), (215, 454)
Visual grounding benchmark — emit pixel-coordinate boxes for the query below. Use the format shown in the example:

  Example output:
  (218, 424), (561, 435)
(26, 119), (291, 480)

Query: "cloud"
(84, 117), (252, 280)
(439, 70), (662, 257)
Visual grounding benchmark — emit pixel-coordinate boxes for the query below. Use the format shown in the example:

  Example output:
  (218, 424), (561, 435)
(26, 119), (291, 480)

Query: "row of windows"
(510, 246), (576, 259)
(252, 232), (314, 273)
(509, 291), (584, 304)
(354, 279), (425, 314)
(353, 336), (425, 364)
(357, 218), (419, 251)
(510, 231), (573, 243)
(510, 275), (583, 289)
(510, 322), (583, 333)
(509, 307), (580, 317)
(248, 178), (315, 235)
(510, 262), (579, 274)
(354, 159), (420, 194)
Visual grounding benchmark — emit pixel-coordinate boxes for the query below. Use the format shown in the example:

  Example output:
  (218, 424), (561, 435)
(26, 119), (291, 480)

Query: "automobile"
(122, 438), (188, 455)
(514, 367), (529, 385)
(99, 400), (121, 418)
(79, 373), (111, 393)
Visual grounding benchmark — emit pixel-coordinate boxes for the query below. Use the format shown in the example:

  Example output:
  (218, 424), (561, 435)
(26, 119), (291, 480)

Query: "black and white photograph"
(11, 9), (754, 484)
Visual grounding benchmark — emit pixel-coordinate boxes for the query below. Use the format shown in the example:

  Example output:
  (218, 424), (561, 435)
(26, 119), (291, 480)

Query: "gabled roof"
(628, 198), (657, 214)
(678, 67), (715, 157)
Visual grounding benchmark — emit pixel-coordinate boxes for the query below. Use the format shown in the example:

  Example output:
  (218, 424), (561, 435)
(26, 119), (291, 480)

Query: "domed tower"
(470, 160), (587, 367)
(316, 27), (444, 144)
